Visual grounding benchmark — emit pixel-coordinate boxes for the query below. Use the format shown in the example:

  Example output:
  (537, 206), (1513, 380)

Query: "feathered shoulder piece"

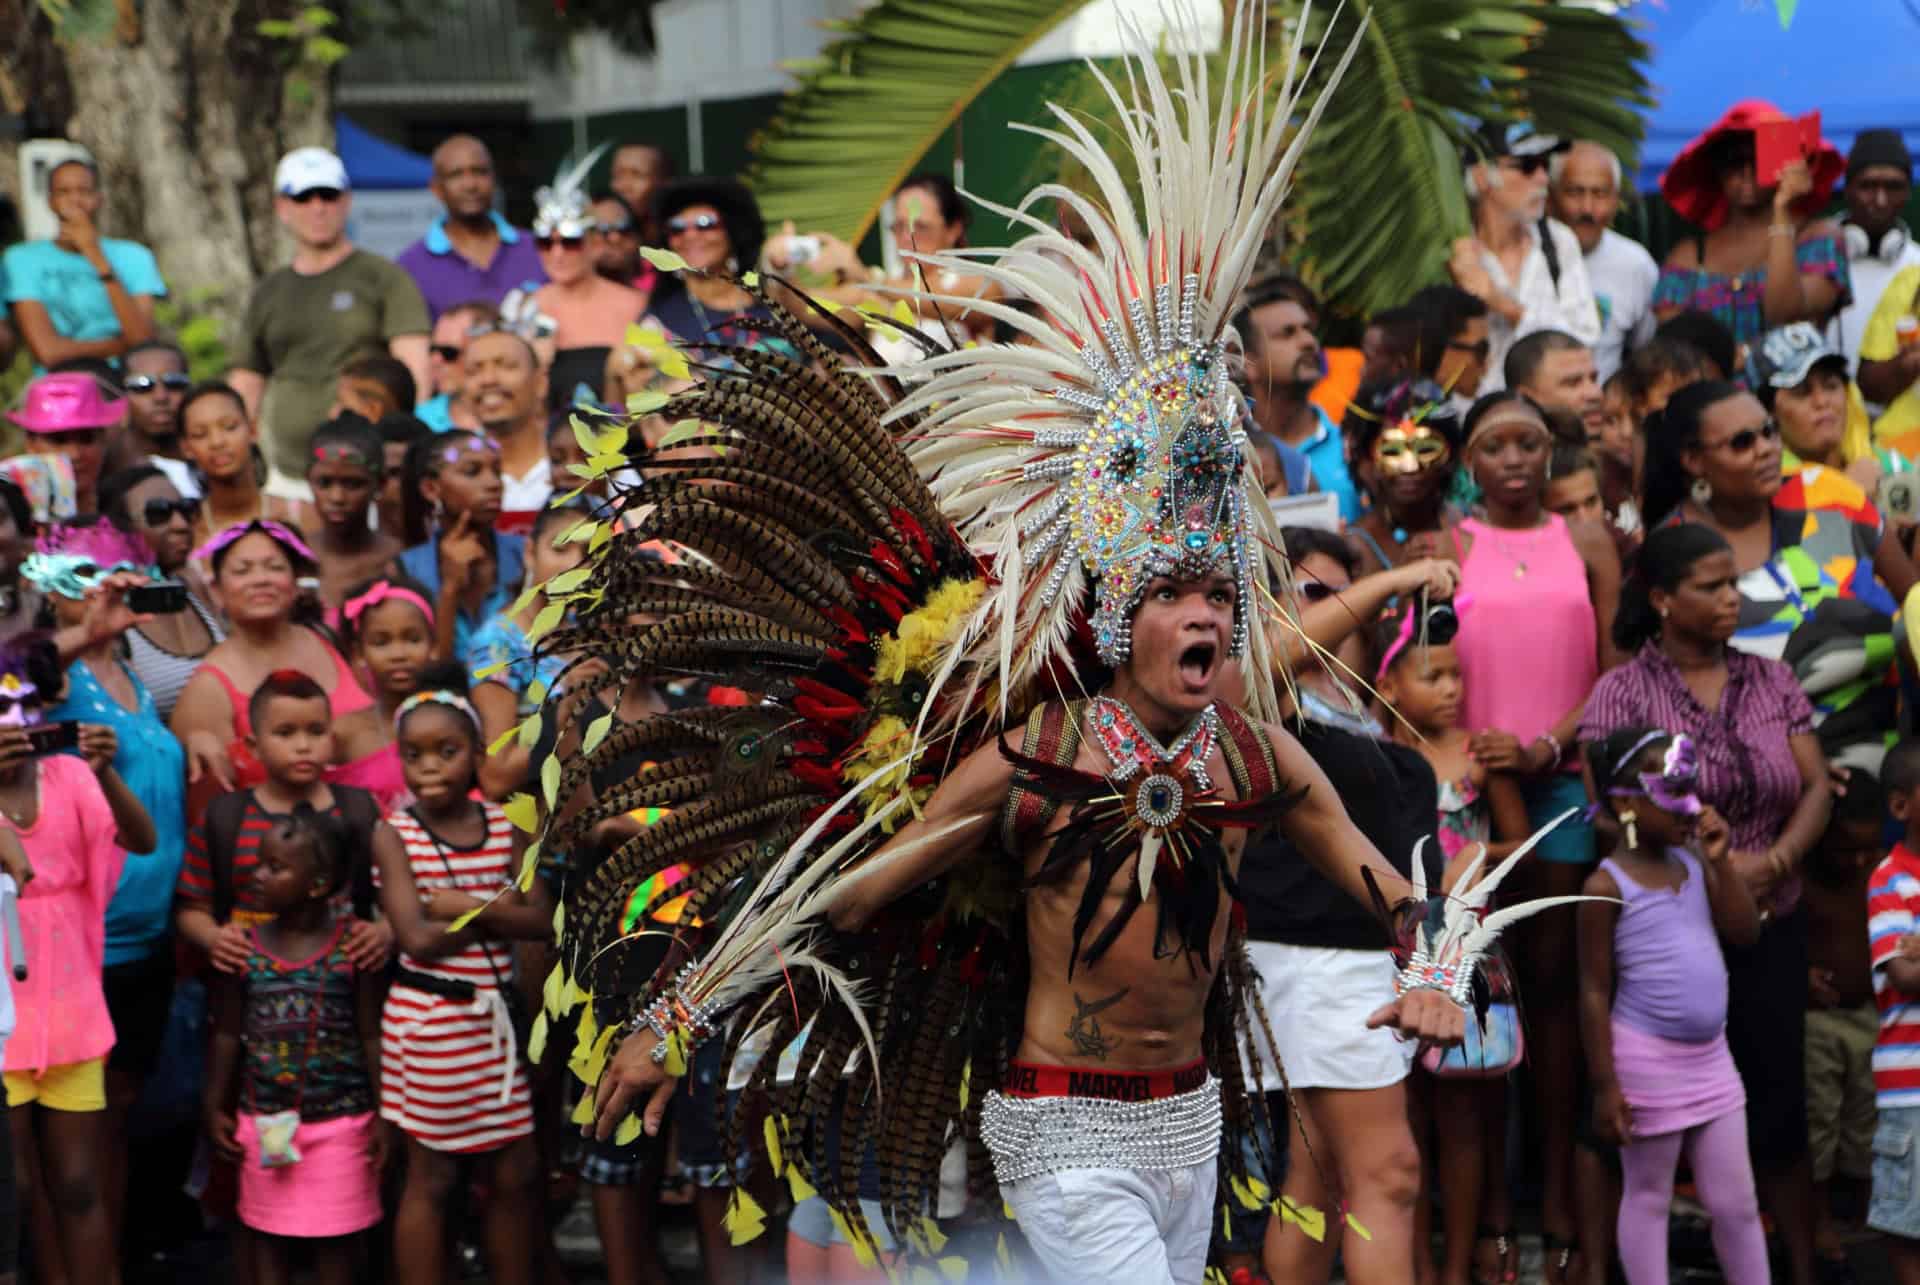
(890, 2), (1363, 726)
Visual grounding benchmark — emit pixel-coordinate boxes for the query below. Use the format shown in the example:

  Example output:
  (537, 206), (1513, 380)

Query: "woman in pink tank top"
(1445, 390), (1624, 1285)
(169, 522), (372, 810)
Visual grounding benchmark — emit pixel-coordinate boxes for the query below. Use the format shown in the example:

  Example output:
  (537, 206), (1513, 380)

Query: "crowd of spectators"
(0, 93), (1917, 1285)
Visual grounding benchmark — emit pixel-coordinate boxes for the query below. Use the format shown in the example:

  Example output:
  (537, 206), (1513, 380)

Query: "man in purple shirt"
(393, 134), (544, 320)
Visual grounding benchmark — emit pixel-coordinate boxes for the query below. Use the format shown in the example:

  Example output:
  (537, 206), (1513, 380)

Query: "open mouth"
(1178, 640), (1218, 689)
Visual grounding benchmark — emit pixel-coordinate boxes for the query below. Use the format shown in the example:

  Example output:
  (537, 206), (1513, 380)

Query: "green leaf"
(488, 726), (517, 757)
(503, 793), (539, 833)
(256, 18), (297, 37)
(571, 415), (602, 458)
(540, 753), (561, 808)
(583, 711), (614, 754)
(528, 600), (565, 643)
(544, 566), (593, 596)
(639, 247), (689, 272)
(658, 419), (706, 448)
(746, 0), (1099, 247)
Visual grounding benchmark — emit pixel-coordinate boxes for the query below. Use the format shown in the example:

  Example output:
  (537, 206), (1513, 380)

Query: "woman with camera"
(26, 520), (187, 1267)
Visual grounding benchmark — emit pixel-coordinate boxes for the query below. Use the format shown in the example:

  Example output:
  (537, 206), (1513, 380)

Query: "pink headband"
(1376, 594), (1473, 682)
(191, 518), (316, 569)
(342, 580), (435, 629)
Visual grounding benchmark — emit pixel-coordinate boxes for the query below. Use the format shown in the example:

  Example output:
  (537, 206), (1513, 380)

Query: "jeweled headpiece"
(896, 6), (1357, 719)
(532, 143), (610, 241)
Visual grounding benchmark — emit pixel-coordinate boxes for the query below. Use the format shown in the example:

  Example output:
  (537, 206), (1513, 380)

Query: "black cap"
(1461, 120), (1570, 169)
(1848, 129), (1912, 179)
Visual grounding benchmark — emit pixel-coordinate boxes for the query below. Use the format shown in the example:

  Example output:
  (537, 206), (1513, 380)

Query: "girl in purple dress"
(1578, 725), (1768, 1284)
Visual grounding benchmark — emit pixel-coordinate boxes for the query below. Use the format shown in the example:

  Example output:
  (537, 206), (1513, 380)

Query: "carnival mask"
(1605, 732), (1702, 817)
(1372, 420), (1450, 476)
(20, 553), (155, 602)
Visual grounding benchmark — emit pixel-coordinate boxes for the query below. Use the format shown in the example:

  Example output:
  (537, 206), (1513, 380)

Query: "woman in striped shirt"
(372, 669), (552, 1285)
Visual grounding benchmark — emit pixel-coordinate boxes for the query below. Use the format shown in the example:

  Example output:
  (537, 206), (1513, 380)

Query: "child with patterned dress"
(373, 675), (553, 1285)
(1375, 597), (1531, 1285)
(204, 806), (384, 1285)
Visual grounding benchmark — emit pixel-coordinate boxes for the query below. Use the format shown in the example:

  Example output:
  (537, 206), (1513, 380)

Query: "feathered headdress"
(893, 4), (1362, 723)
(533, 143), (612, 240)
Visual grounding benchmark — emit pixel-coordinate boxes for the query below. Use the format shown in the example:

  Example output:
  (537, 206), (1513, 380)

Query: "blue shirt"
(466, 615), (568, 716)
(1289, 404), (1360, 521)
(398, 531), (526, 659)
(2, 238), (166, 351)
(393, 211), (546, 320)
(47, 660), (185, 966)
(415, 393), (455, 431)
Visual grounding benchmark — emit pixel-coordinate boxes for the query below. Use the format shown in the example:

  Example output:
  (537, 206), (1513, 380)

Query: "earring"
(1691, 476), (1713, 506)
(725, 255), (740, 274)
(1620, 809), (1639, 850)
(1658, 606), (1670, 620)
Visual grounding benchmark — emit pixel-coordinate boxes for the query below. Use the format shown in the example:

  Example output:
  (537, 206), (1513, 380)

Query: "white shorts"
(1244, 940), (1413, 1092)
(1003, 1159), (1215, 1284)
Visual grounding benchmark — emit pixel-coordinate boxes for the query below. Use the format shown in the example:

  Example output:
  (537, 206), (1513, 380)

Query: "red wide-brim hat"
(1659, 98), (1845, 231)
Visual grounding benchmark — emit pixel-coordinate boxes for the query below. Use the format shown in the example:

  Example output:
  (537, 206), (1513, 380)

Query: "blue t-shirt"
(2, 238), (167, 349)
(466, 615), (567, 716)
(47, 659), (185, 966)
(398, 531), (526, 659)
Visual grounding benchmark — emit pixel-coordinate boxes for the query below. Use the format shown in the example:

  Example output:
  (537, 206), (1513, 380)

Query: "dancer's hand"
(591, 1029), (680, 1141)
(1365, 986), (1465, 1046)
(1594, 1082), (1633, 1144)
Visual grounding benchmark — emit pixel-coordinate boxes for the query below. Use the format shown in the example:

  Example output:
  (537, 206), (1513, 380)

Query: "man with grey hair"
(1551, 140), (1657, 380)
(1448, 122), (1598, 395)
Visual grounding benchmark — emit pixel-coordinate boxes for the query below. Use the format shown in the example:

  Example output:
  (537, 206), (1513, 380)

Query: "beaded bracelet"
(630, 962), (724, 1065)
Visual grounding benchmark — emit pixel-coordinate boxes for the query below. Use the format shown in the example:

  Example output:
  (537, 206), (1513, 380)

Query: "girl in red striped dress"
(372, 670), (552, 1285)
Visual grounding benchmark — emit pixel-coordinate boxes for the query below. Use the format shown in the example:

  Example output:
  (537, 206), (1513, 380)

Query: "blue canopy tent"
(1633, 0), (1920, 192)
(334, 116), (437, 258)
(333, 115), (434, 190)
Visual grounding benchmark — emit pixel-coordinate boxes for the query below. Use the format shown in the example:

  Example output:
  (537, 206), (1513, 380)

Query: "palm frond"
(745, 0), (1097, 246)
(1290, 0), (1650, 316)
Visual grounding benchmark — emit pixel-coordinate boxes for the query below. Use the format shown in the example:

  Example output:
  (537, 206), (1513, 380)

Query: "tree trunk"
(3, 0), (337, 339)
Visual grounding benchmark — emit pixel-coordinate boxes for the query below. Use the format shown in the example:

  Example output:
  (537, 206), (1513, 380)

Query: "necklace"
(1086, 694), (1221, 901)
(1087, 695), (1218, 791)
(1479, 518), (1545, 580)
(0, 769), (37, 828)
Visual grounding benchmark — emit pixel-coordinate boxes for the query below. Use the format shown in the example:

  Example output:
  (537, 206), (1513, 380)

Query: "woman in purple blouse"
(1579, 521), (1831, 1285)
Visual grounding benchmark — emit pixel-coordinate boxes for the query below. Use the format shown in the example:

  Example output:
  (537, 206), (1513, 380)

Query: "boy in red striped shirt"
(1867, 737), (1920, 1275)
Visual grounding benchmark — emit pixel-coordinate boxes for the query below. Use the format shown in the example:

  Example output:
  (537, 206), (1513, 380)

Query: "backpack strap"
(206, 790), (251, 925)
(1537, 217), (1562, 292)
(998, 699), (1085, 857)
(1215, 704), (1282, 804)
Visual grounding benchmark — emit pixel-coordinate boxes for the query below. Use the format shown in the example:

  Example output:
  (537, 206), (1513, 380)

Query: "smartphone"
(23, 722), (78, 756)
(1755, 110), (1820, 187)
(788, 235), (821, 266)
(127, 580), (188, 614)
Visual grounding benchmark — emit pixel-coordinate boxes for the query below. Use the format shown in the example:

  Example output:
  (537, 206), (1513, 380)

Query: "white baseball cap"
(274, 147), (349, 197)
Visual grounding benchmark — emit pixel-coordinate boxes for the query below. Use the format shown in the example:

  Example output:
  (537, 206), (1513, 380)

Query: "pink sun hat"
(6, 372), (127, 434)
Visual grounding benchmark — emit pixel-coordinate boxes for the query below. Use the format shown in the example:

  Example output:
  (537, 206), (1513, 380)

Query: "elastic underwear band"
(1002, 1057), (1208, 1101)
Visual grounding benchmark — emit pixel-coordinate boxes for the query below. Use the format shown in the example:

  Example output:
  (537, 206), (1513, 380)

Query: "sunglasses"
(142, 497), (201, 527)
(535, 235), (585, 251)
(1501, 155), (1551, 177)
(289, 188), (343, 204)
(666, 213), (724, 236)
(124, 372), (190, 394)
(593, 221), (634, 236)
(1708, 420), (1781, 454)
(430, 345), (464, 363)
(1448, 338), (1492, 362)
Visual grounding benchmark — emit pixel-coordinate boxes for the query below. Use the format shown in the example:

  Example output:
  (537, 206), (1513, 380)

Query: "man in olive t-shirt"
(229, 148), (430, 495)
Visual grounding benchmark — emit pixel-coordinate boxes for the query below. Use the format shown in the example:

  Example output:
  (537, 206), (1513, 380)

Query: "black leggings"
(1724, 905), (1810, 1176)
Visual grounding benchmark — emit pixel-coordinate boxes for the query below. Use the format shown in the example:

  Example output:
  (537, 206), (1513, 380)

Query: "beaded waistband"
(980, 1076), (1221, 1185)
(1002, 1057), (1209, 1101)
